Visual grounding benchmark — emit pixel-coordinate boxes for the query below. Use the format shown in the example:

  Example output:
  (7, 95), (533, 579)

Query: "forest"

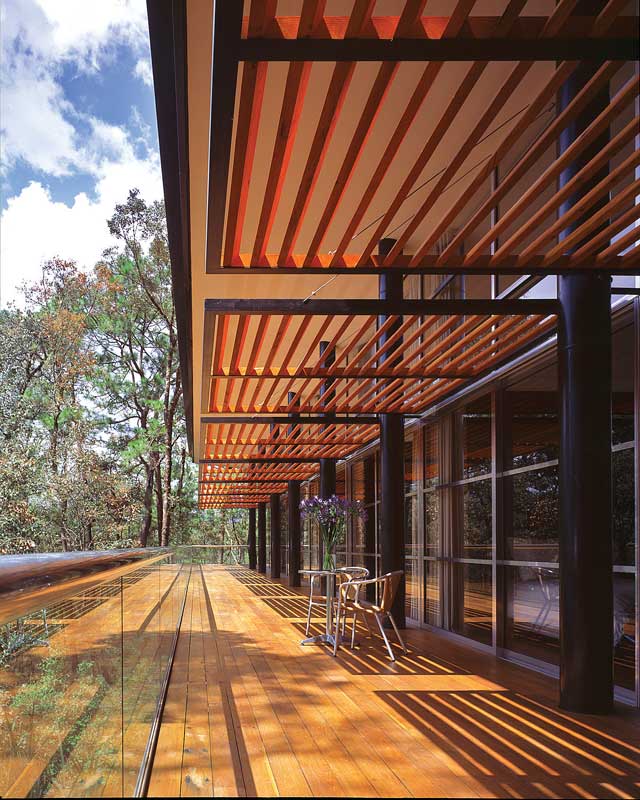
(0, 189), (246, 555)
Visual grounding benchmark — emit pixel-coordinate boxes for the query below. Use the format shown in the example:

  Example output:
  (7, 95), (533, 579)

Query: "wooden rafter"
(192, 0), (638, 508)
(201, 302), (557, 416)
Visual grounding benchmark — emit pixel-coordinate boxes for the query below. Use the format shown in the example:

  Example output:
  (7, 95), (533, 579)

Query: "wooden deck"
(148, 566), (640, 799)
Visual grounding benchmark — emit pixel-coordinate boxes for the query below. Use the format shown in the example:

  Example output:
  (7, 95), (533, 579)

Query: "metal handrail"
(0, 548), (170, 595)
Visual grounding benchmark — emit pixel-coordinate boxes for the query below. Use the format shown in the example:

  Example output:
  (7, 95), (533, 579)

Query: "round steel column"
(319, 340), (336, 569)
(257, 502), (267, 574)
(288, 480), (301, 586)
(558, 46), (613, 712)
(248, 507), (257, 570)
(270, 493), (281, 580)
(378, 237), (405, 627)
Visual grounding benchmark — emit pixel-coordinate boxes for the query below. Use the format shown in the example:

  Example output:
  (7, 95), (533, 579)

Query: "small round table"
(299, 568), (342, 648)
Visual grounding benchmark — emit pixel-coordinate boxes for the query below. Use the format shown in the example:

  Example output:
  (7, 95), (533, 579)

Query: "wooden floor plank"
(147, 566), (640, 799)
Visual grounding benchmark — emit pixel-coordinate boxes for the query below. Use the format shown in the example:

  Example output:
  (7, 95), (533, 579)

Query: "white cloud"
(1, 149), (162, 307)
(0, 56), (80, 177)
(0, 0), (162, 307)
(1, 0), (152, 177)
(134, 57), (153, 87)
(1, 0), (148, 70)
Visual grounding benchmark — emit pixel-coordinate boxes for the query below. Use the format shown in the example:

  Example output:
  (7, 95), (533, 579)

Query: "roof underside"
(148, 0), (639, 509)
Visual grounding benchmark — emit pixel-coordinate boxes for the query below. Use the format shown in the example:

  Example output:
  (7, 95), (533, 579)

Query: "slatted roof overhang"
(201, 297), (557, 417)
(198, 458), (321, 509)
(209, 1), (639, 277)
(149, 0), (639, 509)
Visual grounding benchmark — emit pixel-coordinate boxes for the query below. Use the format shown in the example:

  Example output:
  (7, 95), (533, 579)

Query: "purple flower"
(299, 495), (367, 553)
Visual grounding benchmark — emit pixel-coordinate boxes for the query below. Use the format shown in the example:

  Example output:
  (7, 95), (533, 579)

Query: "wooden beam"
(204, 298), (559, 316)
(201, 415), (380, 425)
(206, 2), (243, 269)
(236, 36), (638, 62)
(209, 257), (633, 275)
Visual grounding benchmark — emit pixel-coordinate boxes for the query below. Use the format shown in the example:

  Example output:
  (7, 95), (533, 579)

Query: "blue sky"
(0, 0), (162, 306)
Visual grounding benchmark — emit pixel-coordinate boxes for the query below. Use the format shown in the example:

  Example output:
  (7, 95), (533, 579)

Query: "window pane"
(505, 466), (559, 562)
(613, 448), (635, 567)
(504, 566), (559, 664)
(454, 480), (492, 559)
(614, 572), (636, 691)
(424, 490), (440, 557)
(456, 395), (492, 479)
(424, 560), (440, 626)
(405, 558), (419, 621)
(424, 423), (439, 487)
(612, 319), (635, 445)
(404, 437), (416, 494)
(452, 563), (493, 646)
(505, 387), (559, 468)
(405, 495), (417, 555)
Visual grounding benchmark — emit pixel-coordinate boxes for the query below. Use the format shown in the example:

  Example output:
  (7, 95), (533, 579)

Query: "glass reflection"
(506, 388), (558, 468)
(405, 558), (419, 621)
(452, 563), (492, 645)
(454, 480), (492, 560)
(505, 467), (559, 562)
(613, 447), (635, 567)
(424, 490), (440, 557)
(424, 560), (440, 626)
(456, 395), (492, 479)
(505, 566), (559, 664)
(614, 572), (636, 691)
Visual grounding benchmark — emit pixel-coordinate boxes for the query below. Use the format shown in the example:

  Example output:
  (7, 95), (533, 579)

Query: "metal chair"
(333, 570), (407, 660)
(304, 566), (369, 636)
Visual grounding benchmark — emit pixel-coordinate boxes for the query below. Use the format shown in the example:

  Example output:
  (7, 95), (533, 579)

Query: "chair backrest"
(379, 570), (403, 613)
(336, 566), (369, 598)
(339, 566), (369, 579)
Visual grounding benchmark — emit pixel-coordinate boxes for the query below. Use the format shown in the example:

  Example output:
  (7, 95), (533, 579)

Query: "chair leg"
(305, 596), (313, 636)
(375, 613), (395, 661)
(362, 611), (372, 637)
(387, 612), (407, 654)
(351, 611), (357, 649)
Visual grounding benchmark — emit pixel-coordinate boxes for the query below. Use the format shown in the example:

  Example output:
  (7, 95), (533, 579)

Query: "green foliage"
(11, 657), (66, 715)
(0, 189), (207, 554)
(0, 624), (45, 667)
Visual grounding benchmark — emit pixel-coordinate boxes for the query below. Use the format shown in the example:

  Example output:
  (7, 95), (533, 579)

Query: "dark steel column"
(257, 502), (266, 574)
(378, 238), (405, 627)
(270, 492), (281, 580)
(288, 481), (301, 586)
(288, 391), (301, 586)
(248, 507), (257, 570)
(319, 341), (336, 569)
(558, 42), (613, 713)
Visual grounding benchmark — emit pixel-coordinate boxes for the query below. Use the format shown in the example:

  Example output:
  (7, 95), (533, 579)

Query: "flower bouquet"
(300, 495), (367, 570)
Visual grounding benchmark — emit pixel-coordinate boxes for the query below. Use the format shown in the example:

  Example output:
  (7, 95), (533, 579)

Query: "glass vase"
(323, 549), (336, 571)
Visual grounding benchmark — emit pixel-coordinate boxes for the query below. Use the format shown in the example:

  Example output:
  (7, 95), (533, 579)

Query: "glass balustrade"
(0, 549), (189, 798)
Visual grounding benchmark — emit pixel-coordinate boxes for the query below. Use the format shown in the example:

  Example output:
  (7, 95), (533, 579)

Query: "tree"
(90, 189), (183, 547)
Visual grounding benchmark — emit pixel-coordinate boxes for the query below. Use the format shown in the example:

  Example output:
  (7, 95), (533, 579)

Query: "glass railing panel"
(0, 550), (188, 798)
(0, 573), (125, 798)
(122, 562), (163, 796)
(174, 545), (248, 565)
